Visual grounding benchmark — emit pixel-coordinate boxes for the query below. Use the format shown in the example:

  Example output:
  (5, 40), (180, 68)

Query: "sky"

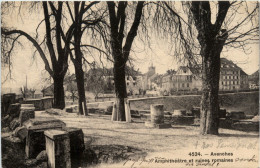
(1, 2), (259, 94)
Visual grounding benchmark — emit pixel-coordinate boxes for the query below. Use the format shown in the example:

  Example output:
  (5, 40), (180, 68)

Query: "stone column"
(145, 104), (171, 129)
(125, 99), (131, 123)
(150, 104), (164, 124)
(111, 102), (117, 121)
(44, 130), (71, 168)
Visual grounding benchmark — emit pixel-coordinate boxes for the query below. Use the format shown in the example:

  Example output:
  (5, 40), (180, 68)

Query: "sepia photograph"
(1, 1), (259, 168)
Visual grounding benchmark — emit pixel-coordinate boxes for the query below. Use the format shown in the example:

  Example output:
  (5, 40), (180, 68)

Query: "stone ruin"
(145, 104), (171, 129)
(1, 99), (85, 168)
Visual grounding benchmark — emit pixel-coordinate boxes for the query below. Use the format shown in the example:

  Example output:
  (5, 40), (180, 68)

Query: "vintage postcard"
(1, 1), (259, 168)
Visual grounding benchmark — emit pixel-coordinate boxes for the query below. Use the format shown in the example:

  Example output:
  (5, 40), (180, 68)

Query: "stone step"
(21, 104), (34, 108)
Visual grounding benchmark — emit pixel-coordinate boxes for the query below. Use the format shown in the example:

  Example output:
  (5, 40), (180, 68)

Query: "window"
(182, 83), (185, 87)
(187, 83), (189, 87)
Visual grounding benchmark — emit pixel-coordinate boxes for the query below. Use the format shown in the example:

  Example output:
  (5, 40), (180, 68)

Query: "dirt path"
(36, 111), (259, 168)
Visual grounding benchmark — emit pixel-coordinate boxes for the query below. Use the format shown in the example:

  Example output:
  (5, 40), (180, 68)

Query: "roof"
(178, 66), (189, 72)
(240, 70), (248, 76)
(250, 70), (259, 77)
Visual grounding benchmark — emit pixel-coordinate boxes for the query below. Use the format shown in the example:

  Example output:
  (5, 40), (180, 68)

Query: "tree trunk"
(114, 62), (127, 121)
(75, 67), (88, 116)
(199, 39), (225, 135)
(53, 75), (65, 109)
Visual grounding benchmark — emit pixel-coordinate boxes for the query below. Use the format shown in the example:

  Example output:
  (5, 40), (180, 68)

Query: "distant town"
(12, 57), (258, 101)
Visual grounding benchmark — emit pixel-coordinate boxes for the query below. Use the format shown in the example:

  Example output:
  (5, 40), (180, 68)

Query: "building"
(104, 75), (141, 95)
(142, 64), (157, 90)
(248, 70), (259, 88)
(162, 67), (202, 93)
(161, 58), (249, 93)
(161, 70), (176, 92)
(219, 58), (249, 91)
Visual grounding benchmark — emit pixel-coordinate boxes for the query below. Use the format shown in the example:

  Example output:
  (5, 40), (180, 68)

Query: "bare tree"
(86, 67), (106, 100)
(157, 1), (258, 135)
(65, 1), (102, 115)
(104, 1), (145, 121)
(1, 2), (74, 109)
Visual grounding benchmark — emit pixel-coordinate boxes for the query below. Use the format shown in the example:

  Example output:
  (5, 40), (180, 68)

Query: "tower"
(148, 62), (155, 77)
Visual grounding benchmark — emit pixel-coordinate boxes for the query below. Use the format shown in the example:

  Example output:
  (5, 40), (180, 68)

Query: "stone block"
(7, 103), (21, 119)
(219, 118), (233, 129)
(141, 114), (150, 121)
(130, 110), (140, 118)
(19, 107), (35, 126)
(88, 108), (96, 113)
(131, 114), (141, 118)
(24, 118), (66, 158)
(106, 105), (113, 113)
(150, 104), (164, 124)
(245, 115), (254, 119)
(191, 107), (200, 118)
(219, 108), (227, 118)
(41, 97), (53, 110)
(164, 114), (172, 122)
(252, 115), (259, 122)
(9, 118), (20, 131)
(23, 99), (43, 111)
(44, 130), (71, 168)
(62, 127), (85, 154)
(193, 118), (200, 126)
(2, 93), (16, 115)
(227, 111), (246, 120)
(145, 121), (171, 129)
(138, 110), (150, 115)
(171, 116), (195, 125)
(21, 104), (34, 108)
(232, 121), (259, 132)
(24, 159), (38, 167)
(13, 126), (28, 141)
(65, 105), (78, 113)
(172, 109), (186, 116)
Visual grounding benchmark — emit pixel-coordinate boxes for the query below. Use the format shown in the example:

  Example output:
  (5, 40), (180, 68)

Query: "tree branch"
(2, 28), (54, 77)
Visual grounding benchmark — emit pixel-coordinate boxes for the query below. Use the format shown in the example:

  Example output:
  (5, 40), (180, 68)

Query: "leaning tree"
(1, 2), (74, 109)
(158, 1), (258, 134)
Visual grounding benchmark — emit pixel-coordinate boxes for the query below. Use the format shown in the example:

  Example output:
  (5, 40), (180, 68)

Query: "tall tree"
(106, 1), (145, 121)
(1, 2), (74, 109)
(65, 1), (106, 115)
(190, 1), (230, 135)
(160, 1), (258, 134)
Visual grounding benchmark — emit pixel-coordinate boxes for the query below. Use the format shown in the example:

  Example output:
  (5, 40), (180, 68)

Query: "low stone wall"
(41, 97), (53, 110)
(128, 91), (259, 115)
(23, 97), (53, 111)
